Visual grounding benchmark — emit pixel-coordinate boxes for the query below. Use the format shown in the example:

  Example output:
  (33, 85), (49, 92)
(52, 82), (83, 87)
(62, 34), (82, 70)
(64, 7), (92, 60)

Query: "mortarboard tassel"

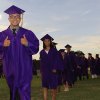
(21, 13), (24, 27)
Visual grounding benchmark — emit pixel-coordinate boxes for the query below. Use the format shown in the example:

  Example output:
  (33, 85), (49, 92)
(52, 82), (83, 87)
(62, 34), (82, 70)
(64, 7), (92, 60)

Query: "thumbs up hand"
(3, 36), (11, 47)
(21, 34), (28, 46)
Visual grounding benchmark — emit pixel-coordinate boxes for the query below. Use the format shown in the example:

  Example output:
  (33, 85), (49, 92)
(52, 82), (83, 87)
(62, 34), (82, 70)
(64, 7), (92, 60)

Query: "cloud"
(55, 33), (100, 53)
(70, 35), (100, 55)
(51, 16), (70, 22)
(81, 10), (91, 16)
(41, 27), (60, 35)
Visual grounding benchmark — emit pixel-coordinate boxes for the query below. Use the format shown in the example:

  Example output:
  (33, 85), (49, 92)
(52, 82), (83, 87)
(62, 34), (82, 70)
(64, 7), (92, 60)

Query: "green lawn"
(0, 76), (100, 100)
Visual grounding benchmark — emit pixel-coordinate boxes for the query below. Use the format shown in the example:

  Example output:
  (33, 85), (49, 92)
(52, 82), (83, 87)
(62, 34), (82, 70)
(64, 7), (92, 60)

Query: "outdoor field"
(0, 76), (100, 100)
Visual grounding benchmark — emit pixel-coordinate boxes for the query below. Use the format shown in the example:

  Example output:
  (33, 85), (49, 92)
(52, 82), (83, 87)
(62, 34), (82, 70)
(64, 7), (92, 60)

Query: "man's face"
(8, 14), (21, 26)
(61, 52), (65, 56)
(66, 47), (71, 52)
(88, 54), (92, 58)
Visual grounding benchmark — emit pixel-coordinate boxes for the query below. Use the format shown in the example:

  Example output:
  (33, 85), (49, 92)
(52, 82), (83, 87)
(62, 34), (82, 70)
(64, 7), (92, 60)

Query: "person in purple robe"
(75, 52), (83, 80)
(52, 42), (64, 92)
(81, 53), (89, 80)
(0, 5), (39, 100)
(64, 44), (77, 88)
(40, 34), (58, 100)
(52, 42), (58, 49)
(59, 49), (69, 92)
(95, 54), (100, 76)
(55, 49), (64, 92)
(88, 53), (97, 79)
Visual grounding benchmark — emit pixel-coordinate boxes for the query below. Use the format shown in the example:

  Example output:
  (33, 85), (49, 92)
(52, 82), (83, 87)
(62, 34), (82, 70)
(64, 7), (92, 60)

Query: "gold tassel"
(21, 13), (24, 27)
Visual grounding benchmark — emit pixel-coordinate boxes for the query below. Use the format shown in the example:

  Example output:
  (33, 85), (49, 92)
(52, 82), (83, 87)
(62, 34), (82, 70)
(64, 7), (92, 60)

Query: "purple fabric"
(0, 27), (39, 100)
(4, 5), (25, 14)
(63, 51), (77, 85)
(40, 48), (59, 89)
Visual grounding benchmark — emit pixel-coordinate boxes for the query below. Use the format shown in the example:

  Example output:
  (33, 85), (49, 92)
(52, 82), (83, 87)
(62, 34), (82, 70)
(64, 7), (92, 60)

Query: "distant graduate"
(88, 53), (97, 79)
(40, 34), (58, 100)
(59, 49), (69, 91)
(52, 42), (64, 92)
(52, 42), (58, 49)
(81, 53), (89, 80)
(75, 52), (83, 80)
(64, 44), (77, 88)
(95, 54), (100, 76)
(0, 5), (39, 100)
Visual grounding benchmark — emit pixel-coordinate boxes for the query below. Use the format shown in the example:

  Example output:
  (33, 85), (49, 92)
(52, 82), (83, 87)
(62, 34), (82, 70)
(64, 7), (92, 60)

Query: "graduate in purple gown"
(40, 34), (58, 100)
(64, 44), (77, 88)
(88, 53), (97, 79)
(0, 5), (39, 100)
(75, 52), (83, 80)
(56, 49), (64, 92)
(52, 42), (58, 49)
(52, 42), (64, 92)
(81, 53), (89, 80)
(59, 49), (69, 92)
(95, 54), (100, 76)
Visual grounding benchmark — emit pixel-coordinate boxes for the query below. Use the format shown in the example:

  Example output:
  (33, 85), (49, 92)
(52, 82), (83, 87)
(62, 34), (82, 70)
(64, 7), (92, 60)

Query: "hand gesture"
(21, 34), (28, 46)
(3, 36), (11, 47)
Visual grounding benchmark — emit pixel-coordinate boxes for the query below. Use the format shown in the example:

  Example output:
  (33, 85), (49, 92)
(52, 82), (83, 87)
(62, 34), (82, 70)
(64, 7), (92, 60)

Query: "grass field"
(0, 76), (100, 100)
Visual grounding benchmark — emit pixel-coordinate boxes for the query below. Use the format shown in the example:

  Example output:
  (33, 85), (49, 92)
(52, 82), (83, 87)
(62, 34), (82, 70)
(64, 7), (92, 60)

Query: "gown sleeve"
(0, 32), (5, 55)
(24, 30), (39, 55)
(52, 48), (59, 70)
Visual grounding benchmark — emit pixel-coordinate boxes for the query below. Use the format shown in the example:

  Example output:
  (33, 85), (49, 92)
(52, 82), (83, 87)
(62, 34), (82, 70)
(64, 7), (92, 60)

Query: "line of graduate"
(39, 34), (100, 100)
(0, 5), (100, 100)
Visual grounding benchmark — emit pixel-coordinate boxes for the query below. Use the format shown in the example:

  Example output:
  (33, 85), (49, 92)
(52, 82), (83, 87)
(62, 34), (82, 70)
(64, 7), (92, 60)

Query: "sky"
(0, 0), (100, 59)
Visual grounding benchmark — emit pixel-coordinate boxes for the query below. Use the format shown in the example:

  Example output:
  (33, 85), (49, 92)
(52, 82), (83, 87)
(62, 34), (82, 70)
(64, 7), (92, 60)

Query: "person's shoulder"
(20, 27), (33, 32)
(51, 47), (57, 51)
(0, 28), (9, 37)
(40, 49), (44, 55)
(70, 51), (75, 54)
(1, 28), (8, 33)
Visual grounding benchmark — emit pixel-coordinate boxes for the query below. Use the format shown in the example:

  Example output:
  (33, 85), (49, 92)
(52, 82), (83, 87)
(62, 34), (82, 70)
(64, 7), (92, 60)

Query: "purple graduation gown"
(81, 57), (88, 76)
(57, 52), (64, 85)
(76, 56), (83, 80)
(95, 57), (100, 75)
(40, 48), (59, 89)
(88, 57), (96, 74)
(0, 27), (39, 100)
(64, 51), (77, 85)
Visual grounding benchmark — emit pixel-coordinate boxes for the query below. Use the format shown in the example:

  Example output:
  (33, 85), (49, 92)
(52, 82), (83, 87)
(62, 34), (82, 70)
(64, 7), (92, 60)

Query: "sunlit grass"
(0, 76), (100, 100)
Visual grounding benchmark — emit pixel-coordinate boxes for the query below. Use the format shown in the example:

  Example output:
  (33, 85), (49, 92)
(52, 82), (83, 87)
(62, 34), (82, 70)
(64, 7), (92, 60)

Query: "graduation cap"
(59, 49), (65, 52)
(4, 5), (25, 15)
(65, 44), (72, 48)
(74, 52), (78, 55)
(96, 54), (99, 57)
(88, 53), (92, 55)
(52, 42), (58, 46)
(81, 52), (85, 55)
(41, 34), (54, 41)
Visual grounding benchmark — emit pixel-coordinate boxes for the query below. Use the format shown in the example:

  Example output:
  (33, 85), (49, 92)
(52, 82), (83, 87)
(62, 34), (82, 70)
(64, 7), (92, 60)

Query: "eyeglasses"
(9, 15), (21, 19)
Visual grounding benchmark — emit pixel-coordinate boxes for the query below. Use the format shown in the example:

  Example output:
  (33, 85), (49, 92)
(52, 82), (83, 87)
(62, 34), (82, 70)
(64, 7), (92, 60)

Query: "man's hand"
(3, 36), (11, 47)
(21, 34), (28, 46)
